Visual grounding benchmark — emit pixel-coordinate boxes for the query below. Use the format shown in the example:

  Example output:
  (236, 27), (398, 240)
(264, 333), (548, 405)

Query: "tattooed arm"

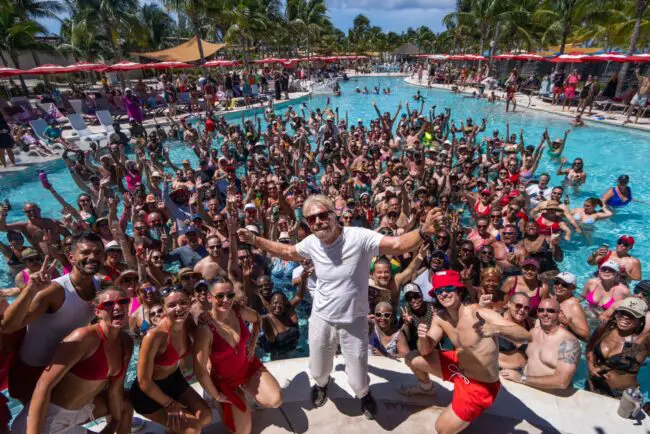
(503, 336), (580, 390)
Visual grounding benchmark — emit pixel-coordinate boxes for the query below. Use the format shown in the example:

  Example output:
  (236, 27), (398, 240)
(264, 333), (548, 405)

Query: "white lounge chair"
(67, 113), (106, 142)
(29, 119), (50, 144)
(96, 110), (131, 138)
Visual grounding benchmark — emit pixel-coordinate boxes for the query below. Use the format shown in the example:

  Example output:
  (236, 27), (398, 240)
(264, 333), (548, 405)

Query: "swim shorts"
(11, 402), (95, 433)
(631, 93), (648, 107)
(439, 350), (501, 422)
(130, 368), (190, 415)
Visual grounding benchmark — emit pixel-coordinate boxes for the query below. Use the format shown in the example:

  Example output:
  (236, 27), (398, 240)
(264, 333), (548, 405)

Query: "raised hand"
(460, 264), (474, 282)
(473, 312), (498, 338)
(401, 306), (413, 324)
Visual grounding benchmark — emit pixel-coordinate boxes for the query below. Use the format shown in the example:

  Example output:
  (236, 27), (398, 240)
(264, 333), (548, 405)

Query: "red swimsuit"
(208, 309), (263, 432)
(70, 326), (126, 381)
(535, 216), (560, 236)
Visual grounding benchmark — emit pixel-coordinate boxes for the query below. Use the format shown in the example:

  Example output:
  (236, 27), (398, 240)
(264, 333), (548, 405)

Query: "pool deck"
(404, 75), (650, 134)
(89, 356), (647, 434)
(0, 91), (311, 176)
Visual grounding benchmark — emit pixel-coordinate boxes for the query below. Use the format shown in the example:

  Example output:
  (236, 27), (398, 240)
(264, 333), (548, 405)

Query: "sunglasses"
(537, 308), (559, 314)
(406, 293), (422, 301)
(141, 286), (157, 294)
(151, 255), (163, 261)
(160, 284), (185, 297)
(477, 225), (489, 229)
(554, 280), (572, 288)
(207, 244), (222, 250)
(181, 274), (199, 281)
(434, 286), (458, 297)
(600, 267), (616, 273)
(150, 308), (164, 316)
(374, 312), (392, 319)
(305, 211), (331, 225)
(121, 276), (139, 284)
(618, 241), (630, 247)
(479, 250), (494, 255)
(212, 291), (236, 301)
(503, 232), (516, 236)
(97, 297), (130, 311)
(134, 226), (148, 231)
(513, 303), (531, 312)
(195, 286), (209, 294)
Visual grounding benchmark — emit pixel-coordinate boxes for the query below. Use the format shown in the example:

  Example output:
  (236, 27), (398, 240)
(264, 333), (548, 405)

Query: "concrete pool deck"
(404, 75), (650, 134)
(88, 356), (647, 434)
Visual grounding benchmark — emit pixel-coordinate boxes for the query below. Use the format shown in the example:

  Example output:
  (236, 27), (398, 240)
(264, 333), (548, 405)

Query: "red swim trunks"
(439, 350), (501, 422)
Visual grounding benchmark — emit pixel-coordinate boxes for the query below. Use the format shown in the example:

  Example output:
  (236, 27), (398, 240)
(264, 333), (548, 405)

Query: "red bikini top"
(154, 327), (189, 366)
(70, 326), (126, 381)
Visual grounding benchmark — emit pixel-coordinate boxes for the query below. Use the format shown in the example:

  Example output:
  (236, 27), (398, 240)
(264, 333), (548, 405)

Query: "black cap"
(635, 280), (650, 296)
(618, 174), (630, 185)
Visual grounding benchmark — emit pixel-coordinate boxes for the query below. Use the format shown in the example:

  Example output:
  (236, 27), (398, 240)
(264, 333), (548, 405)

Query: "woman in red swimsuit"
(131, 285), (212, 432)
(12, 287), (134, 434)
(470, 189), (493, 218)
(194, 277), (282, 434)
(534, 201), (572, 241)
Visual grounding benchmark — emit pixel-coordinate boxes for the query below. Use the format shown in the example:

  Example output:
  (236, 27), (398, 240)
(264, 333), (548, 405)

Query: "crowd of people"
(0, 77), (647, 434)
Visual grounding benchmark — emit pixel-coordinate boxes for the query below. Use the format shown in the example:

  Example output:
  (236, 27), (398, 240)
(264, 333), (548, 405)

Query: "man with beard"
(237, 194), (444, 420)
(194, 235), (229, 280)
(1, 232), (104, 403)
(501, 298), (580, 391)
(0, 202), (69, 254)
(551, 272), (589, 342)
(401, 270), (531, 434)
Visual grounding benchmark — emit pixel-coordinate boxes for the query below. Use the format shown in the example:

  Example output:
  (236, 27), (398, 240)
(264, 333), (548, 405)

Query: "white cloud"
(327, 0), (456, 11)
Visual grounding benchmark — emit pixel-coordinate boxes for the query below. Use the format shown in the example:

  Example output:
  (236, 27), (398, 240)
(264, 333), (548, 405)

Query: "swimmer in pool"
(602, 174), (632, 209)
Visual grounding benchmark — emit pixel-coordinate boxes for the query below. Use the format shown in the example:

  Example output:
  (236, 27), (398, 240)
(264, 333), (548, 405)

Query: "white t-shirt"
(295, 227), (384, 323)
(526, 184), (552, 209)
(413, 269), (435, 303)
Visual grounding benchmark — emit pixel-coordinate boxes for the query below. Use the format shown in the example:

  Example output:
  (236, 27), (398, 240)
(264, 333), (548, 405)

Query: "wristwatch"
(520, 374), (527, 384)
(418, 226), (429, 241)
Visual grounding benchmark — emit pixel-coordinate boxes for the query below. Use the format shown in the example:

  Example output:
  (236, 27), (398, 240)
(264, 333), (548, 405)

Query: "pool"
(2, 76), (650, 419)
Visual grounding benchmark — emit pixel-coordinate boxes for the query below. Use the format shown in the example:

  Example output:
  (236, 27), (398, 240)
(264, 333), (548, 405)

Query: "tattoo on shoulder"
(558, 339), (581, 365)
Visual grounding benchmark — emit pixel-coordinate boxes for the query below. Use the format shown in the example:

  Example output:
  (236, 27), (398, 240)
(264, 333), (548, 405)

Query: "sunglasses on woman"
(150, 308), (164, 316)
(374, 312), (392, 319)
(160, 284), (185, 298)
(434, 286), (458, 297)
(141, 286), (157, 294)
(212, 291), (236, 301)
(97, 297), (130, 311)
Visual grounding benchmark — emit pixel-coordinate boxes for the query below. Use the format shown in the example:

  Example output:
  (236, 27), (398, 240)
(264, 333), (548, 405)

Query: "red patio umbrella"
(583, 52), (631, 63)
(464, 54), (488, 61)
(24, 64), (73, 75)
(0, 66), (22, 77)
(147, 61), (193, 70)
(517, 53), (547, 61)
(629, 53), (650, 62)
(66, 61), (108, 72)
(549, 54), (587, 63)
(105, 60), (146, 72)
(204, 59), (240, 68)
(494, 54), (518, 60)
(252, 57), (285, 64)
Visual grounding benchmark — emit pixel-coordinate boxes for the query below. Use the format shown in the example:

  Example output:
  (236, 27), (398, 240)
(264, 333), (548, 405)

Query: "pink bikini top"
(586, 289), (616, 310)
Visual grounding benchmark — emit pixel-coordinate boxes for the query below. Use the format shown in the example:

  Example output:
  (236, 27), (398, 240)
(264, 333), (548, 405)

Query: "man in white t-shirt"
(525, 173), (552, 209)
(238, 194), (442, 419)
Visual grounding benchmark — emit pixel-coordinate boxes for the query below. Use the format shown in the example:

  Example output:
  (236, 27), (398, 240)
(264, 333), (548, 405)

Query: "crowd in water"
(0, 78), (648, 434)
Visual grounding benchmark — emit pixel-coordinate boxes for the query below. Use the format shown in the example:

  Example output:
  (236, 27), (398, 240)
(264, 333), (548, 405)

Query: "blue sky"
(41, 0), (456, 35)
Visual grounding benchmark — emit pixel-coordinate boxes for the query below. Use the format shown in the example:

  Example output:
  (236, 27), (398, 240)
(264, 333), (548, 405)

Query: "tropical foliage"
(2, 0), (650, 91)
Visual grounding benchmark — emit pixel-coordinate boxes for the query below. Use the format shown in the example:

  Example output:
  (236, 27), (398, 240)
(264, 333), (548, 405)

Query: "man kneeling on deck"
(400, 270), (531, 434)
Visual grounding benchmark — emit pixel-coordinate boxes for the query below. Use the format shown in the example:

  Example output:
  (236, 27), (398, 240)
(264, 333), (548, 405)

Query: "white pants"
(309, 314), (369, 398)
(11, 402), (95, 434)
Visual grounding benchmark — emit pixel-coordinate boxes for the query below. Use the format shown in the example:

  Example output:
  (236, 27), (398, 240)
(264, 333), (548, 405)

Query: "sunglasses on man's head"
(305, 211), (330, 225)
(97, 297), (130, 311)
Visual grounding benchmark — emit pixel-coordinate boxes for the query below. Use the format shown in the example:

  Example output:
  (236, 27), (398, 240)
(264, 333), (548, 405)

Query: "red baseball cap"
(429, 270), (464, 298)
(618, 235), (635, 247)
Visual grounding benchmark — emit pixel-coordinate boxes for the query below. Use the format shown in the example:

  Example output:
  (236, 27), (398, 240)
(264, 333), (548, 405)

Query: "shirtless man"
(587, 235), (642, 282)
(194, 235), (228, 280)
(501, 298), (580, 391)
(467, 216), (496, 253)
(493, 223), (526, 276)
(1, 232), (104, 403)
(400, 270), (531, 434)
(625, 67), (650, 124)
(551, 272), (589, 341)
(0, 203), (69, 254)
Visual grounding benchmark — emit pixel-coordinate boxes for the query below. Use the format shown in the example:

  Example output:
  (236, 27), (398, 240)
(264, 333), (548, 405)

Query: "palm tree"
(138, 4), (177, 49)
(161, 0), (208, 64)
(616, 0), (650, 94)
(222, 0), (269, 61)
(286, 0), (330, 57)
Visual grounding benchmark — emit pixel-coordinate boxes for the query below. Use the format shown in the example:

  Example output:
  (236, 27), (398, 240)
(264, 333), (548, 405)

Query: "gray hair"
(374, 301), (393, 312)
(303, 194), (335, 215)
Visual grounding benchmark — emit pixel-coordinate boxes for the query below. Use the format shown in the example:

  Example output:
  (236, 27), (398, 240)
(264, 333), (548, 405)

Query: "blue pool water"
(2, 76), (650, 417)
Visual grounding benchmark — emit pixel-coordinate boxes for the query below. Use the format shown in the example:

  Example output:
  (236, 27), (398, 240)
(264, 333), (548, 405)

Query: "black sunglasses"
(618, 241), (630, 247)
(537, 308), (559, 314)
(406, 293), (422, 301)
(434, 286), (458, 297)
(305, 211), (331, 225)
(212, 291), (236, 301)
(160, 284), (185, 297)
(513, 303), (531, 312)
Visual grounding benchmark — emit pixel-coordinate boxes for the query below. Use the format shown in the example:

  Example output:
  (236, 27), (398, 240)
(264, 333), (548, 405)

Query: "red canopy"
(105, 60), (145, 72)
(549, 54), (587, 63)
(204, 59), (240, 68)
(147, 61), (193, 70)
(494, 53), (547, 61)
(24, 64), (73, 75)
(66, 61), (107, 72)
(464, 54), (488, 61)
(0, 66), (22, 77)
(252, 57), (286, 64)
(629, 53), (650, 62)
(583, 52), (631, 63)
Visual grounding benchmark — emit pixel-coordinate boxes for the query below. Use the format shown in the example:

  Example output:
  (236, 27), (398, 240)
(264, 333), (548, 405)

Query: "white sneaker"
(399, 382), (436, 397)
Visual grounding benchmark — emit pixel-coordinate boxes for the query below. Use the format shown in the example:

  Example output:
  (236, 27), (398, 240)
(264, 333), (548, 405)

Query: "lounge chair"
(10, 96), (33, 112)
(37, 103), (64, 120)
(29, 119), (51, 145)
(96, 110), (130, 138)
(67, 113), (107, 143)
